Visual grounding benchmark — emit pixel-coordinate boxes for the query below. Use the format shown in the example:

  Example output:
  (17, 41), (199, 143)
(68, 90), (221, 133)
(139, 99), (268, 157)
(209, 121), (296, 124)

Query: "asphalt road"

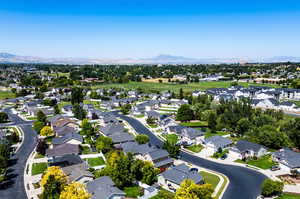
(0, 109), (37, 199)
(115, 113), (267, 199)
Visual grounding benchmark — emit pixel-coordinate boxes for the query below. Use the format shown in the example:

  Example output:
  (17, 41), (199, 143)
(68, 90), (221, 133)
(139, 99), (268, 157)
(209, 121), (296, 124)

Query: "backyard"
(123, 186), (143, 198)
(275, 193), (300, 199)
(162, 134), (178, 144)
(180, 121), (208, 127)
(85, 157), (105, 167)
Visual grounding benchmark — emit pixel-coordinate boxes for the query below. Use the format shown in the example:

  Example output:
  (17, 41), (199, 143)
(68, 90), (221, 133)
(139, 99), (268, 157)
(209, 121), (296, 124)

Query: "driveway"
(115, 113), (267, 199)
(0, 109), (38, 199)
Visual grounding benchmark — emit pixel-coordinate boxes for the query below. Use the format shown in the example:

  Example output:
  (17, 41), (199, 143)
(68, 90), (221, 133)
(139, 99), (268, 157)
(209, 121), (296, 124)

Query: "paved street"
(115, 113), (267, 199)
(0, 109), (38, 199)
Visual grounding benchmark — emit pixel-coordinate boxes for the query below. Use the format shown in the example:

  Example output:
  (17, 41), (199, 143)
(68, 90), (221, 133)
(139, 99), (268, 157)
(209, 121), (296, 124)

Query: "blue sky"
(0, 0), (300, 58)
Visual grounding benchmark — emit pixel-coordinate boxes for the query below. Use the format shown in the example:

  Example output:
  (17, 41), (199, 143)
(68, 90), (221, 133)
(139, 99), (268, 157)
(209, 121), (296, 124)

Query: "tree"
(96, 136), (113, 153)
(40, 126), (54, 137)
(37, 110), (47, 123)
(35, 91), (44, 99)
(36, 139), (47, 155)
(71, 87), (84, 105)
(54, 104), (60, 114)
(72, 104), (86, 120)
(207, 111), (217, 132)
(41, 166), (68, 199)
(33, 121), (45, 134)
(120, 104), (132, 115)
(176, 104), (194, 122)
(235, 118), (251, 136)
(256, 125), (290, 149)
(0, 112), (9, 123)
(179, 88), (184, 99)
(141, 162), (160, 185)
(261, 179), (284, 197)
(59, 182), (91, 199)
(175, 179), (214, 199)
(163, 140), (180, 158)
(146, 117), (156, 125)
(80, 119), (95, 137)
(135, 134), (149, 144)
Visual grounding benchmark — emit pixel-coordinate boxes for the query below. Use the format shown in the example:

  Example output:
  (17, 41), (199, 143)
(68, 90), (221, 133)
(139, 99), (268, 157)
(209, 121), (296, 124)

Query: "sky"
(0, 0), (300, 59)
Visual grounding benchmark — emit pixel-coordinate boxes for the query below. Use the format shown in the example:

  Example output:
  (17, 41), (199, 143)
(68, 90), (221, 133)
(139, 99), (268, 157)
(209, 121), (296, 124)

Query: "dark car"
(271, 165), (280, 171)
(220, 154), (227, 160)
(190, 168), (199, 172)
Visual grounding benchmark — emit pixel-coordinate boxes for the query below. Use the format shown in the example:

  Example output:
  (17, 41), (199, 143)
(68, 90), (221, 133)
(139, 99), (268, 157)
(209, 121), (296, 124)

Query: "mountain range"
(0, 52), (300, 65)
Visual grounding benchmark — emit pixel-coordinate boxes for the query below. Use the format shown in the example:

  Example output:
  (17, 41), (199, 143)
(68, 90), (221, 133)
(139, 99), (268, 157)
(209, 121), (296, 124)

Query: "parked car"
(271, 165), (281, 171)
(221, 154), (227, 160)
(190, 168), (199, 172)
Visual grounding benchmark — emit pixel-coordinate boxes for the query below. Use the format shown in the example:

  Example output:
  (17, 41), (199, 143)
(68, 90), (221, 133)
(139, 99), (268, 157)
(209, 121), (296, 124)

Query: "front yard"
(123, 186), (143, 198)
(162, 134), (178, 144)
(31, 163), (48, 175)
(234, 155), (277, 170)
(275, 193), (300, 199)
(200, 171), (220, 190)
(86, 157), (105, 167)
(185, 144), (204, 153)
(204, 130), (230, 138)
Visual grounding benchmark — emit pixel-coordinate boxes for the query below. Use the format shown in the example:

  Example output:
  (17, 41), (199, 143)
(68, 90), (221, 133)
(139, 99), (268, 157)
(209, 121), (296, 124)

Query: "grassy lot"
(31, 163), (48, 175)
(234, 155), (277, 170)
(26, 116), (37, 121)
(34, 153), (45, 159)
(200, 171), (220, 190)
(150, 189), (175, 199)
(86, 157), (105, 167)
(204, 130), (230, 138)
(123, 186), (143, 198)
(181, 121), (208, 127)
(185, 144), (204, 153)
(276, 193), (300, 199)
(91, 81), (280, 93)
(162, 134), (178, 144)
(0, 91), (15, 100)
(83, 100), (101, 109)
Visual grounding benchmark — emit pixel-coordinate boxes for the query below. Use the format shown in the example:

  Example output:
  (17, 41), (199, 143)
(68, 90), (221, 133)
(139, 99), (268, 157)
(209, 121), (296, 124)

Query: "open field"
(92, 81), (280, 93)
(0, 91), (15, 100)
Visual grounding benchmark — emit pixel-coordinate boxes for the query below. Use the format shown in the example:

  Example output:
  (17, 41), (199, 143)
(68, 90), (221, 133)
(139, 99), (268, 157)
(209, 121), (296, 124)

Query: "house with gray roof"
(180, 128), (205, 145)
(204, 136), (233, 152)
(158, 163), (203, 192)
(62, 162), (94, 184)
(272, 148), (300, 173)
(52, 132), (83, 146)
(100, 124), (125, 136)
(143, 149), (173, 169)
(49, 154), (83, 167)
(230, 140), (267, 159)
(118, 142), (155, 156)
(87, 176), (125, 199)
(46, 143), (79, 158)
(54, 126), (78, 137)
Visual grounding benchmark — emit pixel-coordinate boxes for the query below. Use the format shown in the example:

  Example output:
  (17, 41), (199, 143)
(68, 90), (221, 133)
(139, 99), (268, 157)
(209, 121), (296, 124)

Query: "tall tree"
(71, 87), (84, 105)
(175, 179), (214, 199)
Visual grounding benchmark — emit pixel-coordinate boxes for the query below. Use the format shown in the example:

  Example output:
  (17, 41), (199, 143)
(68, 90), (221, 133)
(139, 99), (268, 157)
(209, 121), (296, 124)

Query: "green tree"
(41, 175), (64, 199)
(37, 110), (47, 123)
(261, 179), (284, 197)
(120, 104), (132, 115)
(33, 121), (45, 134)
(163, 140), (180, 158)
(176, 104), (194, 121)
(135, 134), (149, 144)
(235, 118), (251, 136)
(207, 111), (217, 132)
(72, 104), (86, 120)
(96, 136), (113, 153)
(0, 112), (9, 123)
(71, 87), (84, 105)
(175, 179), (214, 199)
(40, 126), (54, 137)
(54, 104), (60, 114)
(141, 162), (160, 185)
(80, 119), (94, 137)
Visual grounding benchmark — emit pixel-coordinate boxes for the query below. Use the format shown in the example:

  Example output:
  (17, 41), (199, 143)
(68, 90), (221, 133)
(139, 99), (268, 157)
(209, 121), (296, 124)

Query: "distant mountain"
(0, 52), (299, 64)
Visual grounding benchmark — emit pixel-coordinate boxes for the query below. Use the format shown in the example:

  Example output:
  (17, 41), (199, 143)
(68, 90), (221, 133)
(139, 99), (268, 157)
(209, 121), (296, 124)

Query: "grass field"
(204, 130), (230, 138)
(86, 157), (105, 167)
(181, 121), (208, 127)
(276, 193), (300, 199)
(234, 155), (277, 169)
(185, 144), (204, 153)
(31, 163), (48, 175)
(0, 91), (15, 100)
(162, 134), (178, 144)
(200, 171), (220, 190)
(92, 81), (280, 93)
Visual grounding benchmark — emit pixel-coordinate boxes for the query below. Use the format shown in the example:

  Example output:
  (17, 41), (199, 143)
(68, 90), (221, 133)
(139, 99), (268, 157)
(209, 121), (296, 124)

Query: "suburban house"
(166, 125), (187, 135)
(204, 136), (233, 152)
(142, 149), (173, 170)
(49, 154), (83, 167)
(46, 143), (79, 158)
(61, 162), (94, 184)
(52, 132), (83, 146)
(50, 115), (79, 130)
(230, 140), (267, 159)
(87, 176), (125, 199)
(54, 126), (78, 137)
(158, 163), (204, 192)
(272, 148), (300, 173)
(179, 128), (205, 145)
(100, 123), (134, 144)
(62, 104), (73, 116)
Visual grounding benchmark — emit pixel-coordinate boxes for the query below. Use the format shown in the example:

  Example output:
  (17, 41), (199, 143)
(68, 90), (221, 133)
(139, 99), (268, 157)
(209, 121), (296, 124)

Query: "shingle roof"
(87, 176), (125, 199)
(46, 143), (79, 157)
(205, 136), (233, 149)
(148, 149), (169, 160)
(160, 164), (203, 185)
(273, 148), (300, 169)
(54, 126), (78, 137)
(120, 142), (156, 155)
(62, 163), (93, 182)
(108, 133), (134, 144)
(52, 132), (83, 145)
(235, 140), (266, 153)
(100, 124), (124, 136)
(182, 128), (204, 139)
(50, 154), (83, 167)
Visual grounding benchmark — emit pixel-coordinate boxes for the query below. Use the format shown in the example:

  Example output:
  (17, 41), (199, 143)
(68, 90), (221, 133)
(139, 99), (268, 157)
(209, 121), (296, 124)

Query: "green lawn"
(91, 81), (280, 93)
(234, 155), (277, 170)
(0, 91), (15, 100)
(181, 121), (208, 127)
(276, 193), (300, 199)
(57, 101), (72, 111)
(34, 153), (45, 159)
(150, 189), (175, 199)
(162, 134), (178, 144)
(83, 100), (101, 109)
(148, 124), (158, 128)
(86, 157), (105, 167)
(26, 116), (37, 120)
(135, 114), (145, 118)
(204, 130), (230, 138)
(159, 108), (177, 112)
(185, 144), (204, 153)
(200, 171), (220, 190)
(31, 163), (48, 175)
(123, 186), (143, 198)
